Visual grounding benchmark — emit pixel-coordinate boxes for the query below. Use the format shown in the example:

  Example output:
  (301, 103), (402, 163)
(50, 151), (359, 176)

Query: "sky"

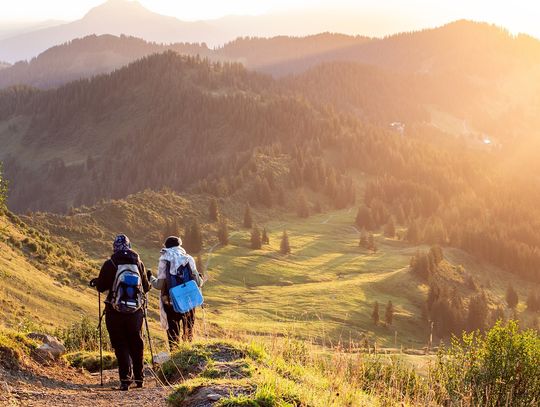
(1, 0), (539, 39)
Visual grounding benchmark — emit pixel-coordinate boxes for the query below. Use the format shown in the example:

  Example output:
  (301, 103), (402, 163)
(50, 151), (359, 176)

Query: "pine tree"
(385, 301), (394, 325)
(280, 230), (291, 254)
(250, 226), (262, 249)
(262, 227), (270, 245)
(243, 205), (253, 229)
(217, 217), (229, 246)
(355, 205), (374, 230)
(297, 193), (310, 218)
(526, 290), (540, 312)
(405, 220), (420, 243)
(372, 301), (380, 325)
(185, 219), (203, 253)
(429, 245), (444, 265)
(489, 306), (505, 327)
(467, 292), (488, 331)
(359, 228), (368, 248)
(384, 217), (396, 238)
(506, 285), (519, 309)
(367, 233), (377, 252)
(208, 198), (219, 222)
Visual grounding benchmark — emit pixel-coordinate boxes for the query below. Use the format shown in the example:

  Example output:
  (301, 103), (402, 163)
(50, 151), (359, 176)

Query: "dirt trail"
(1, 364), (170, 407)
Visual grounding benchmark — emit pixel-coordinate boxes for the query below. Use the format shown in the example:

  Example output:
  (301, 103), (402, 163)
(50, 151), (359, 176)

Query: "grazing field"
(136, 207), (530, 350)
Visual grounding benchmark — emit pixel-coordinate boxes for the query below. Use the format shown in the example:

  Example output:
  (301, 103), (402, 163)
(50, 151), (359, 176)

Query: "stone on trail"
(27, 333), (66, 364)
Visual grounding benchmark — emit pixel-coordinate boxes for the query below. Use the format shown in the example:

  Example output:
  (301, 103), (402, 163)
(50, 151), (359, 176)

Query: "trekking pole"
(98, 291), (104, 387)
(143, 295), (156, 368)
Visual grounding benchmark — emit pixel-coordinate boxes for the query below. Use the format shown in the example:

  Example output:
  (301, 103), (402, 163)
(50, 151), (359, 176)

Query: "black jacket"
(96, 249), (150, 305)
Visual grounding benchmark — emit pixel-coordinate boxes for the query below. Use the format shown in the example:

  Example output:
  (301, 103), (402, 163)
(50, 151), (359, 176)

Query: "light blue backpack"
(167, 262), (204, 313)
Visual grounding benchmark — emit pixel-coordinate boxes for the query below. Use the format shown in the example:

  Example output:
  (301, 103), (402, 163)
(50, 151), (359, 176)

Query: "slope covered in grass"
(0, 209), (98, 330)
(26, 189), (537, 348)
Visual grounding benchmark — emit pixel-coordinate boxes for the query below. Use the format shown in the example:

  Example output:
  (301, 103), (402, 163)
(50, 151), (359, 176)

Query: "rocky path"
(1, 365), (170, 407)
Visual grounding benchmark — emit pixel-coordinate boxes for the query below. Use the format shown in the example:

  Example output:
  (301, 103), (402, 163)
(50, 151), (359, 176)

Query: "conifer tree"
(526, 290), (540, 312)
(372, 301), (380, 325)
(251, 226), (262, 249)
(217, 217), (229, 246)
(185, 219), (203, 253)
(405, 220), (420, 243)
(384, 217), (396, 238)
(243, 205), (253, 229)
(262, 227), (270, 245)
(489, 306), (505, 326)
(385, 301), (394, 325)
(367, 233), (377, 252)
(280, 230), (291, 254)
(359, 228), (369, 249)
(467, 292), (488, 331)
(209, 198), (219, 222)
(297, 193), (310, 218)
(355, 205), (374, 230)
(506, 285), (519, 309)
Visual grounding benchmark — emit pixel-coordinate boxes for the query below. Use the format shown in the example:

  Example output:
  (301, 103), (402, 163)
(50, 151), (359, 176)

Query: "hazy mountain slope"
(0, 20), (66, 40)
(0, 35), (218, 89)
(285, 62), (430, 124)
(238, 21), (540, 76)
(217, 33), (371, 72)
(0, 0), (223, 63)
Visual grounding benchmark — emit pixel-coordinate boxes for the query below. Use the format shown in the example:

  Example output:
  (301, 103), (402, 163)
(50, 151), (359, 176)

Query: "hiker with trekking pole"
(147, 236), (204, 349)
(89, 234), (150, 391)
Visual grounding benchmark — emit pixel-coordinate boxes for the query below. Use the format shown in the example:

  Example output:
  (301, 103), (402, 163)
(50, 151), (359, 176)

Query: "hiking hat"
(164, 236), (182, 248)
(113, 234), (131, 252)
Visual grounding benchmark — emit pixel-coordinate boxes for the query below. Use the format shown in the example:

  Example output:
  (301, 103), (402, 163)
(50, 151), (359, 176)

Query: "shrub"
(64, 351), (117, 372)
(433, 320), (540, 406)
(55, 316), (110, 352)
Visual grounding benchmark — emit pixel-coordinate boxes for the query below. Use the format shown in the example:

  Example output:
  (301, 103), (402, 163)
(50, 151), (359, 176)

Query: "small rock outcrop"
(27, 333), (66, 364)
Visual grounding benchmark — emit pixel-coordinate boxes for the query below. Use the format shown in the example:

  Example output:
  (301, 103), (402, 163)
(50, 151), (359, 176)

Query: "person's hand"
(89, 278), (98, 288)
(146, 269), (153, 281)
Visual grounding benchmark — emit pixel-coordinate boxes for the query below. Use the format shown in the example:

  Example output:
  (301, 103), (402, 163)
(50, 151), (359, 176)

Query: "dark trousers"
(105, 308), (144, 385)
(163, 303), (195, 349)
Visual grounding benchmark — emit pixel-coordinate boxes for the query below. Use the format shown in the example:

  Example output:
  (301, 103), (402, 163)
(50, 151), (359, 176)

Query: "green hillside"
(0, 209), (97, 330)
(24, 189), (539, 348)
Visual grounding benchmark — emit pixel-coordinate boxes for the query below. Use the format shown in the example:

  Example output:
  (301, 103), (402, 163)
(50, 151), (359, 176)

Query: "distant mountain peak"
(83, 0), (150, 20)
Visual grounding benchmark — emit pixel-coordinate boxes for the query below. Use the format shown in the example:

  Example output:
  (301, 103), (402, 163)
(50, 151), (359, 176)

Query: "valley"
(1, 2), (540, 405)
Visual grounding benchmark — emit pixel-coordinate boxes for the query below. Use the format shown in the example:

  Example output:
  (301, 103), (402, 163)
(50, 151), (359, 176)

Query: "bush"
(65, 351), (117, 372)
(55, 316), (110, 352)
(433, 320), (540, 406)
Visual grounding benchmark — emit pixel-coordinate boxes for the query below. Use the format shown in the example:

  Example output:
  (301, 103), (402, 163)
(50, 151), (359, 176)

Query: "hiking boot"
(135, 381), (144, 389)
(119, 383), (130, 391)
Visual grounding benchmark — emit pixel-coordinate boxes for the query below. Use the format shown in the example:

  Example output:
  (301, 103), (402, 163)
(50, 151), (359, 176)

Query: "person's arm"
(149, 259), (167, 290)
(96, 260), (115, 293)
(139, 261), (150, 293)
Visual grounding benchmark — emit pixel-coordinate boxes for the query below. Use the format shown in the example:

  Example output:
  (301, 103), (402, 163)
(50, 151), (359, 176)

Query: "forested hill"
(0, 51), (358, 213)
(0, 34), (216, 89)
(2, 51), (540, 284)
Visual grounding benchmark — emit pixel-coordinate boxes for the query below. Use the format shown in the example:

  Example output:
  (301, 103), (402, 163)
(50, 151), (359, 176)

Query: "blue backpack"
(166, 262), (203, 313)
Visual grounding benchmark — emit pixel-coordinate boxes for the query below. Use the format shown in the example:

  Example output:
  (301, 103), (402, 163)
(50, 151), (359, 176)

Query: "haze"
(2, 0), (539, 39)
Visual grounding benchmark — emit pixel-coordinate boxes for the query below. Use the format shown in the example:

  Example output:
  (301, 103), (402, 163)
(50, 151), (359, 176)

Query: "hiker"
(89, 234), (150, 391)
(147, 236), (203, 348)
